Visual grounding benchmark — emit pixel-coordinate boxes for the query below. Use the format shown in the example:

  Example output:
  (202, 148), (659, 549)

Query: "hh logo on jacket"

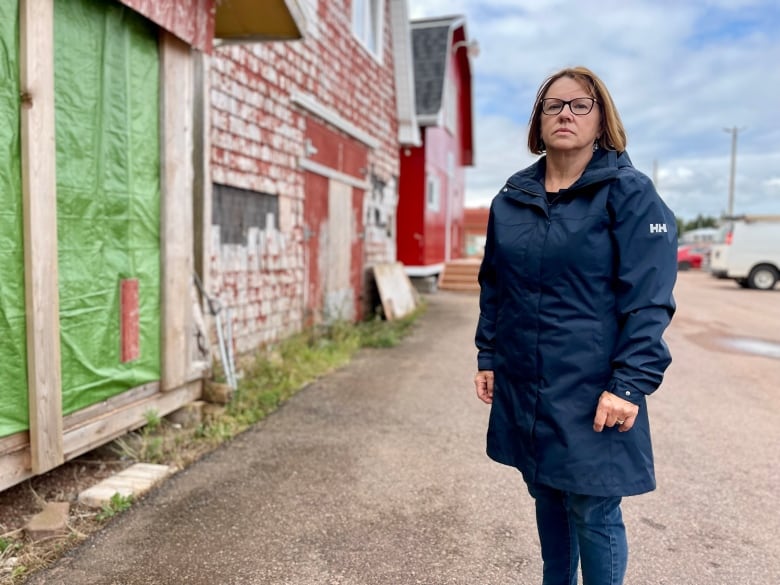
(650, 223), (667, 234)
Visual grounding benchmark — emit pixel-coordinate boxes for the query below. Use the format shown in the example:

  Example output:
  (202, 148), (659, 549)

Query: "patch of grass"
(122, 305), (424, 458)
(99, 305), (426, 471)
(357, 308), (420, 347)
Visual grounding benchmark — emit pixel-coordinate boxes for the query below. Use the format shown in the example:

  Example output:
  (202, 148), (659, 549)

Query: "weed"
(110, 435), (139, 461)
(143, 409), (161, 431)
(11, 565), (26, 578)
(95, 493), (133, 522)
(140, 436), (164, 463)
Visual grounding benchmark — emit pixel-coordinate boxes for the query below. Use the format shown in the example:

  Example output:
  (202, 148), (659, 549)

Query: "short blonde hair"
(527, 66), (627, 154)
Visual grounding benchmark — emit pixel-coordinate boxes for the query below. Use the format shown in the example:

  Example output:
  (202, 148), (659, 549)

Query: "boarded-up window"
(212, 184), (279, 245)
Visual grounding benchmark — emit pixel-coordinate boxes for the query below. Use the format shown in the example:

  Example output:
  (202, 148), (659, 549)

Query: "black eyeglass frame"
(541, 97), (598, 116)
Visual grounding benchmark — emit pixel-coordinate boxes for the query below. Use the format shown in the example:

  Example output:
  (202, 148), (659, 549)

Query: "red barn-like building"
(397, 15), (475, 282)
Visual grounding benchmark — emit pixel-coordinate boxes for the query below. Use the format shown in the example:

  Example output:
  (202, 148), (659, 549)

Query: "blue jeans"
(526, 482), (628, 585)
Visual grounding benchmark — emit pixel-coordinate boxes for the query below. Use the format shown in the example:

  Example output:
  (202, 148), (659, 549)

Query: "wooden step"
(438, 260), (481, 292)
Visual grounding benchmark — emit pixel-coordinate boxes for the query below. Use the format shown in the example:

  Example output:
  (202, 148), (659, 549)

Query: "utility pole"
(723, 126), (741, 217)
(652, 159), (658, 186)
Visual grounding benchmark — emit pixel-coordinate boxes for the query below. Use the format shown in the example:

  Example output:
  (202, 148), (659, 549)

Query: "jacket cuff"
(477, 352), (494, 372)
(606, 377), (645, 405)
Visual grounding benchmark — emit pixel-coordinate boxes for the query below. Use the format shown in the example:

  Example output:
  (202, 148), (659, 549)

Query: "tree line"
(675, 214), (719, 235)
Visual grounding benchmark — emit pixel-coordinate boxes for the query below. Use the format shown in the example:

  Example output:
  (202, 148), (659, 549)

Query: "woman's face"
(539, 77), (601, 155)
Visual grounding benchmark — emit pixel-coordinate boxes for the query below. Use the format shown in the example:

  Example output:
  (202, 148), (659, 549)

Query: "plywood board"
(372, 262), (419, 320)
(325, 180), (354, 321)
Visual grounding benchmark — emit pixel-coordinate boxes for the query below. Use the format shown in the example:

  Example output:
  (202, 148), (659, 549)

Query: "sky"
(408, 0), (780, 220)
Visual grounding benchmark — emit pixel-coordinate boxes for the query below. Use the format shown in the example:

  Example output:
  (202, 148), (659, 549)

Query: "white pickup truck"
(710, 215), (780, 290)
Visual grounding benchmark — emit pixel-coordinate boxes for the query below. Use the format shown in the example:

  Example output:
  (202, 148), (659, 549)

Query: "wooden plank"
(62, 382), (160, 431)
(0, 432), (30, 457)
(19, 0), (63, 475)
(192, 51), (212, 302)
(0, 381), (202, 493)
(191, 50), (212, 370)
(63, 381), (202, 460)
(325, 180), (354, 320)
(160, 32), (194, 391)
(372, 262), (419, 320)
(0, 449), (33, 494)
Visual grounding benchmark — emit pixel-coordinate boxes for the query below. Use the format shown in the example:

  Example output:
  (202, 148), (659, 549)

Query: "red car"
(677, 244), (709, 270)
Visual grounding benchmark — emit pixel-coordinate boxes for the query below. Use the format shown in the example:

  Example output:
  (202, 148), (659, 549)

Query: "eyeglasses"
(541, 97), (598, 116)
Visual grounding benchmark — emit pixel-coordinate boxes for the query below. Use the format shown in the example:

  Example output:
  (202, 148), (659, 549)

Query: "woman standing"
(474, 66), (677, 585)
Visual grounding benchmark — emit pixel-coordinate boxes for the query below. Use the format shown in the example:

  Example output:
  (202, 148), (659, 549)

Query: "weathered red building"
(208, 0), (419, 350)
(396, 15), (475, 280)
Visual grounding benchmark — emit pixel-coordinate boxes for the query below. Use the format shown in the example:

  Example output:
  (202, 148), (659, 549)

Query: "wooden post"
(192, 50), (212, 300)
(19, 0), (64, 474)
(190, 50), (213, 378)
(160, 32), (194, 390)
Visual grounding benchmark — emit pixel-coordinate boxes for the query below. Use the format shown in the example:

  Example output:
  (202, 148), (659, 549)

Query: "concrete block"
(78, 463), (173, 509)
(25, 502), (70, 541)
(203, 381), (234, 405)
(166, 401), (205, 428)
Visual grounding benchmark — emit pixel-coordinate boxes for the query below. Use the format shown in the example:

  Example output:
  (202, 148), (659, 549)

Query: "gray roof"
(411, 24), (451, 117)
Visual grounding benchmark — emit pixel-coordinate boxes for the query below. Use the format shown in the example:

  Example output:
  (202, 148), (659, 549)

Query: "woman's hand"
(474, 370), (495, 404)
(593, 390), (639, 432)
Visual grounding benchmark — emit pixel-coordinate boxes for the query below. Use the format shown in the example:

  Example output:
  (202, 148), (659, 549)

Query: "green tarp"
(0, 0), (29, 438)
(55, 0), (161, 415)
(0, 0), (162, 439)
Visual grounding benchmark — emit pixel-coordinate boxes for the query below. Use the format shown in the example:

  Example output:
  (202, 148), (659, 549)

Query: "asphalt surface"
(23, 278), (780, 584)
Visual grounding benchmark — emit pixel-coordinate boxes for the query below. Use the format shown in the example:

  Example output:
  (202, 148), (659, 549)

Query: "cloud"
(463, 113), (537, 208)
(409, 0), (780, 219)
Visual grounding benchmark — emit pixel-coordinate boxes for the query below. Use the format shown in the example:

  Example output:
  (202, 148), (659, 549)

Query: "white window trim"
(351, 0), (385, 63)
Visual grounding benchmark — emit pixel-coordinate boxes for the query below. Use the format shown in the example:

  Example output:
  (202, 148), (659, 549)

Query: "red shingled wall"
(118, 0), (214, 52)
(209, 1), (401, 353)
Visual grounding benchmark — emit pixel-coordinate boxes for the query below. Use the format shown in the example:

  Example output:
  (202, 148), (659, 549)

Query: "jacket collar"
(505, 149), (629, 199)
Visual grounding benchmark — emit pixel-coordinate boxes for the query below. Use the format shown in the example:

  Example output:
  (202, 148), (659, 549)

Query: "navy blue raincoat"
(475, 148), (677, 497)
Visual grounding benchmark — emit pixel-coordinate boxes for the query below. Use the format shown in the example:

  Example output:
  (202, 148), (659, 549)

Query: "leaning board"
(372, 262), (419, 320)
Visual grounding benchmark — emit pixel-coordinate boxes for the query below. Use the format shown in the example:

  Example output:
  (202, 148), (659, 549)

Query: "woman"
(474, 66), (677, 585)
